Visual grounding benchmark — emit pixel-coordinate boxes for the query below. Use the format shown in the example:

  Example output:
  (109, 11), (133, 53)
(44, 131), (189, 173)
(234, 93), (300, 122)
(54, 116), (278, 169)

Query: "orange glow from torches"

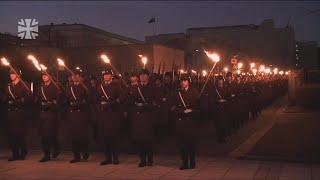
(39, 64), (47, 71)
(237, 62), (243, 69)
(273, 68), (278, 75)
(250, 62), (255, 69)
(202, 70), (208, 77)
(223, 67), (229, 72)
(279, 70), (284, 75)
(204, 51), (220, 62)
(100, 54), (110, 64)
(57, 58), (65, 67)
(259, 65), (265, 72)
(264, 68), (271, 74)
(252, 68), (258, 75)
(1, 57), (10, 66)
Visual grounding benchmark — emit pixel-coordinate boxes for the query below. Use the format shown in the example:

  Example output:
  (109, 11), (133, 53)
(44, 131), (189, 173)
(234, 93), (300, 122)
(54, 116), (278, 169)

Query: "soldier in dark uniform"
(65, 70), (91, 163)
(170, 74), (200, 170)
(35, 71), (62, 162)
(125, 72), (140, 154)
(3, 70), (31, 161)
(127, 69), (157, 167)
(209, 75), (231, 143)
(154, 75), (170, 140)
(96, 69), (124, 165)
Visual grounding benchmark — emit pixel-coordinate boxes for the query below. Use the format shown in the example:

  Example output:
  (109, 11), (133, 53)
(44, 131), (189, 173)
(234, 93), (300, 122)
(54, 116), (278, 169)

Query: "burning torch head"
(204, 51), (220, 63)
(100, 54), (110, 64)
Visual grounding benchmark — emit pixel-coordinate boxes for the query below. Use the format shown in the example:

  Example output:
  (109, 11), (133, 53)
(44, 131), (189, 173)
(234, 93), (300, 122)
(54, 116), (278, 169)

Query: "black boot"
(101, 152), (112, 165)
(8, 149), (19, 161)
(147, 151), (153, 166)
(40, 150), (51, 162)
(189, 151), (196, 169)
(19, 147), (28, 160)
(112, 152), (119, 165)
(138, 152), (146, 168)
(39, 155), (51, 163)
(82, 152), (90, 161)
(52, 150), (60, 159)
(179, 149), (188, 170)
(70, 152), (81, 163)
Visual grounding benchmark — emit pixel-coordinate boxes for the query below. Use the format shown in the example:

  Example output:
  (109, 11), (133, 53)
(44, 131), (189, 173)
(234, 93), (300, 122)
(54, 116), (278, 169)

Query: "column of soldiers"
(1, 66), (288, 170)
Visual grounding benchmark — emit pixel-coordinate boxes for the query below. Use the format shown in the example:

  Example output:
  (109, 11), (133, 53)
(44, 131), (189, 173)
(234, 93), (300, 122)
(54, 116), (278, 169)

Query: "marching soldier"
(96, 69), (124, 165)
(65, 70), (91, 163)
(3, 70), (31, 161)
(209, 75), (231, 143)
(170, 74), (200, 170)
(127, 69), (157, 167)
(35, 71), (62, 162)
(125, 72), (140, 154)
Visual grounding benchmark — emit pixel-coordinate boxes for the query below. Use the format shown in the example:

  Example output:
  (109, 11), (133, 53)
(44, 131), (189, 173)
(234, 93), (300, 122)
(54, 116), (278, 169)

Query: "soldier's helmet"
(139, 69), (150, 76)
(102, 68), (113, 76)
(226, 72), (233, 77)
(73, 67), (83, 76)
(216, 75), (225, 81)
(129, 71), (139, 78)
(9, 68), (22, 75)
(180, 74), (191, 82)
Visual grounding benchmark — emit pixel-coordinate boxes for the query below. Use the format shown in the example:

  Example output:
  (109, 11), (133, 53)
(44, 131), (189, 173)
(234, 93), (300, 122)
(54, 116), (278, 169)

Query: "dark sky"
(0, 1), (319, 44)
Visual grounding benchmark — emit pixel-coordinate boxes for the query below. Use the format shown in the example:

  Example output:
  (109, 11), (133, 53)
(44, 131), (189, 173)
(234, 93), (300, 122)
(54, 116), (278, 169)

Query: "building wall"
(186, 19), (296, 68)
(62, 44), (184, 75)
(296, 41), (319, 69)
(152, 44), (184, 73)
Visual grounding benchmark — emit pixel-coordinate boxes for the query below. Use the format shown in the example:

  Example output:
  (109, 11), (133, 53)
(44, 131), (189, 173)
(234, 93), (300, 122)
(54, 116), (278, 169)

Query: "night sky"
(0, 1), (319, 44)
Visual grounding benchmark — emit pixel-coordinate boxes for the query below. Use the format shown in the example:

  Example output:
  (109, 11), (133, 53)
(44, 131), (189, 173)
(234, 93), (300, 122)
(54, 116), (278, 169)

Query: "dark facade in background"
(0, 23), (184, 83)
(146, 19), (297, 70)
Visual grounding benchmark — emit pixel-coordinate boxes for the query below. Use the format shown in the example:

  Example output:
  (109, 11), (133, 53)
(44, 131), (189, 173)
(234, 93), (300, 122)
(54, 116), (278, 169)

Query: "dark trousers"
(71, 139), (89, 159)
(137, 142), (153, 163)
(41, 136), (59, 157)
(103, 137), (118, 161)
(180, 146), (196, 167)
(8, 135), (27, 158)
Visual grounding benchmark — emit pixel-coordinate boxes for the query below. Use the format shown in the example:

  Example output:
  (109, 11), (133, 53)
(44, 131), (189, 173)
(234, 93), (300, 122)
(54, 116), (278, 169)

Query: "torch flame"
(202, 70), (207, 77)
(237, 62), (243, 69)
(259, 65), (265, 72)
(141, 57), (148, 65)
(100, 54), (110, 64)
(1, 57), (10, 66)
(57, 58), (65, 66)
(191, 70), (197, 74)
(34, 63), (42, 71)
(250, 62), (255, 68)
(40, 64), (47, 71)
(204, 51), (220, 62)
(223, 67), (229, 72)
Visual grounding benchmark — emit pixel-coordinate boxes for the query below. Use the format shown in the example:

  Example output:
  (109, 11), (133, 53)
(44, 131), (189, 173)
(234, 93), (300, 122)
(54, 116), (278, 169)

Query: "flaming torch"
(138, 55), (148, 69)
(57, 58), (88, 91)
(100, 53), (128, 87)
(1, 57), (31, 92)
(199, 50), (221, 96)
(27, 55), (61, 90)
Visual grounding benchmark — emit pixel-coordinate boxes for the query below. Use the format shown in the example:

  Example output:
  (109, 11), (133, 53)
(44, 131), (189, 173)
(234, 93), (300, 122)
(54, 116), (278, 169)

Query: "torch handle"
(199, 61), (218, 97)
(64, 66), (89, 91)
(9, 66), (31, 93)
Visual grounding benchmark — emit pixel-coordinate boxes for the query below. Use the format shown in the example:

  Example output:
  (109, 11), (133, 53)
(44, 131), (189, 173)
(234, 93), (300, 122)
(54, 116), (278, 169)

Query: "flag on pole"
(148, 17), (156, 23)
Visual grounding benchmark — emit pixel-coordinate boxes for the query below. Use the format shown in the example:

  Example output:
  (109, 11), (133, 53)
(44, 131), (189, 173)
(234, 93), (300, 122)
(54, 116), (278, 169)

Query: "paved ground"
(247, 107), (320, 163)
(1, 151), (320, 180)
(244, 85), (320, 163)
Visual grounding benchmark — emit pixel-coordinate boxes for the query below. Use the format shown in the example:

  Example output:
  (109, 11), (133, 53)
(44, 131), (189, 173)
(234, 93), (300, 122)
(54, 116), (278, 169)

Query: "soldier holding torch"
(1, 57), (31, 161)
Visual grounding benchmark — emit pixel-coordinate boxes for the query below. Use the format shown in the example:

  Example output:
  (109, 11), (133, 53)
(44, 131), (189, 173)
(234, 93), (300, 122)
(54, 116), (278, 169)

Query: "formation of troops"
(0, 66), (288, 170)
